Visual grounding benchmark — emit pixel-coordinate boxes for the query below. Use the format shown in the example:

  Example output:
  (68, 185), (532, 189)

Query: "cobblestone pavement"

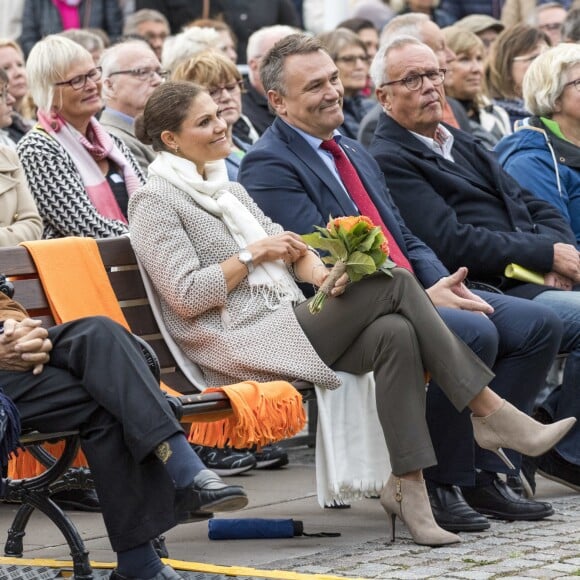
(265, 494), (580, 579)
(281, 447), (580, 579)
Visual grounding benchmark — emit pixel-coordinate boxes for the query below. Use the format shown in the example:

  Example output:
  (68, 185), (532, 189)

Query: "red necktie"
(320, 139), (413, 272)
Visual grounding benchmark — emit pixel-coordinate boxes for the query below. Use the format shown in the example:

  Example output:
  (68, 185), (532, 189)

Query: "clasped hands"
(0, 318), (52, 375)
(247, 232), (348, 296)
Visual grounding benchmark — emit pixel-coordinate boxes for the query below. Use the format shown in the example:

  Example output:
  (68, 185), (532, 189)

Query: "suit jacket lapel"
(272, 119), (358, 217)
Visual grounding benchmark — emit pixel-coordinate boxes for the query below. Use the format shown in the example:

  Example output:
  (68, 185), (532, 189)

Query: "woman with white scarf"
(17, 35), (144, 239)
(128, 80), (576, 548)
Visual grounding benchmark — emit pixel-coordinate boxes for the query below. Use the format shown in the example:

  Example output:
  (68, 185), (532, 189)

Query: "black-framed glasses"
(380, 69), (446, 92)
(54, 67), (102, 90)
(108, 67), (169, 82)
(207, 80), (244, 100)
(336, 54), (370, 65)
(564, 78), (580, 92)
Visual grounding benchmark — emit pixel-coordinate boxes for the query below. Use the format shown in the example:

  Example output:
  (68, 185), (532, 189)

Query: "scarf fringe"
(188, 381), (306, 448)
(321, 478), (388, 507)
(247, 283), (302, 312)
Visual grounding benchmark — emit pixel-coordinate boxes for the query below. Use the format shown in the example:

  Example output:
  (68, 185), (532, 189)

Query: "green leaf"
(369, 248), (387, 268)
(301, 232), (323, 245)
(356, 228), (382, 252)
(345, 251), (377, 277)
(316, 237), (348, 258)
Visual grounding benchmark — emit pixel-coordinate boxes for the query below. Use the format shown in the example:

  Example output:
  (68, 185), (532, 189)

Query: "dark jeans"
(0, 316), (183, 552)
(533, 290), (580, 465)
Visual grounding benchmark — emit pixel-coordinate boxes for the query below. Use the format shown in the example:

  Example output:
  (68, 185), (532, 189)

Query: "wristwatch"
(238, 248), (254, 273)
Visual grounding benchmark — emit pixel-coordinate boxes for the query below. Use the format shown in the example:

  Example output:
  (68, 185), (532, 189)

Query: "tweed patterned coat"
(17, 127), (145, 239)
(128, 174), (341, 390)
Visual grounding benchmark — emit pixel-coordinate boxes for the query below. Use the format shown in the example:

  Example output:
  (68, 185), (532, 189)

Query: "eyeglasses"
(539, 22), (562, 32)
(108, 68), (169, 81)
(564, 78), (580, 91)
(380, 69), (446, 92)
(54, 67), (102, 90)
(336, 54), (370, 65)
(207, 80), (244, 100)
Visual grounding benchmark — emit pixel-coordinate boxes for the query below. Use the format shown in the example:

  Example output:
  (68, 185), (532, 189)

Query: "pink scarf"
(52, 0), (81, 30)
(37, 111), (142, 223)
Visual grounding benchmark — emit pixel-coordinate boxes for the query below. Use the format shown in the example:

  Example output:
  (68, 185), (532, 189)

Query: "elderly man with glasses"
(369, 35), (580, 498)
(100, 40), (168, 173)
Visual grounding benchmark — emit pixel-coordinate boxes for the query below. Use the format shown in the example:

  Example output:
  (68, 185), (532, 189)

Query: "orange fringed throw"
(188, 381), (306, 448)
(9, 238), (181, 479)
(10, 238), (305, 478)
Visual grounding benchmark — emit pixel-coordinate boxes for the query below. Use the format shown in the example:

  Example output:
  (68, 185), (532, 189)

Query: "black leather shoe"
(110, 564), (182, 579)
(461, 474), (554, 520)
(52, 488), (100, 512)
(175, 469), (248, 522)
(537, 449), (580, 492)
(426, 481), (490, 532)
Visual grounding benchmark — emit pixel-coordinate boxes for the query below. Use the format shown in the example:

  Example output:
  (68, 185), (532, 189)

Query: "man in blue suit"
(239, 33), (562, 530)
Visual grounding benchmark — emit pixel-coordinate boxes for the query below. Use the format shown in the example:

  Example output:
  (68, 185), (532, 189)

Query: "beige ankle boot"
(471, 400), (576, 469)
(380, 474), (461, 547)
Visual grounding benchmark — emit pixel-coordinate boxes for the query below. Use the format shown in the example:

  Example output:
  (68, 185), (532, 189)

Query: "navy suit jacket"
(369, 114), (577, 296)
(238, 117), (448, 289)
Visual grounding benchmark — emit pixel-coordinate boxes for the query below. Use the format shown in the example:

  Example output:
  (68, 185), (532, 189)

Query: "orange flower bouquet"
(301, 215), (396, 314)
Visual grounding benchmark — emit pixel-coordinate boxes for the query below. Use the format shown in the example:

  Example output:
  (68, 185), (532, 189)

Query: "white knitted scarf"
(149, 151), (302, 309)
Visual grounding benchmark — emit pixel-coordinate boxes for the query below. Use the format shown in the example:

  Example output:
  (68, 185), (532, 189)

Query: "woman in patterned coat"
(17, 35), (144, 239)
(128, 80), (574, 548)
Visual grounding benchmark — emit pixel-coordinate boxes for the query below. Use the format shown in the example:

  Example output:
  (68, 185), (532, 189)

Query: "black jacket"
(369, 113), (576, 298)
(135, 0), (224, 34)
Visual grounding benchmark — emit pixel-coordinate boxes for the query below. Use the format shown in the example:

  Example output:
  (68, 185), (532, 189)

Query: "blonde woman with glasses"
(17, 35), (145, 239)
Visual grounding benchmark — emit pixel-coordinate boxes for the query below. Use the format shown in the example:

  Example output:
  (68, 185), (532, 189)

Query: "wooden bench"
(0, 236), (316, 580)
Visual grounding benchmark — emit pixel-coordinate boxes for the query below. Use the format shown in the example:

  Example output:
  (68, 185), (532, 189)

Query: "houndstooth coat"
(128, 174), (341, 390)
(17, 127), (145, 239)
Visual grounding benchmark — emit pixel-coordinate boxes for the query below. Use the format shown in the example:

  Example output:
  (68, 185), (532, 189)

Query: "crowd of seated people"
(2, 1), (580, 577)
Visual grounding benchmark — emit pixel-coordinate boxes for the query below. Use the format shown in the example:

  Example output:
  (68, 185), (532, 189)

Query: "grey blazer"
(99, 109), (156, 174)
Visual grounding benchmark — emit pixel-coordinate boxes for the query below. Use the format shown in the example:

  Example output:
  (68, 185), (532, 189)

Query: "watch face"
(238, 250), (254, 272)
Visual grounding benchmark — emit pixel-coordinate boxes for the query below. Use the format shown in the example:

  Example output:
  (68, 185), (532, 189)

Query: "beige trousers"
(295, 268), (494, 475)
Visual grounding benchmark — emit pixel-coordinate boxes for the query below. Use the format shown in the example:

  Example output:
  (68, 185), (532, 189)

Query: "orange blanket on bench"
(9, 237), (304, 478)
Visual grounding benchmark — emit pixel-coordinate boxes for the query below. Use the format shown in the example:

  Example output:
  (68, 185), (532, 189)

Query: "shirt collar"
(281, 119), (342, 152)
(410, 124), (455, 161)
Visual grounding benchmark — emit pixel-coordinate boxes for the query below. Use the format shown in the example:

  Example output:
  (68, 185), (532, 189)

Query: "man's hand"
(426, 267), (494, 314)
(0, 318), (52, 375)
(552, 243), (580, 282)
(544, 271), (574, 291)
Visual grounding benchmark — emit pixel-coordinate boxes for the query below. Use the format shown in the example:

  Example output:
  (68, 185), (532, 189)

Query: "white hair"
(370, 34), (428, 88)
(99, 40), (158, 101)
(26, 34), (91, 113)
(524, 43), (580, 116)
(161, 26), (221, 72)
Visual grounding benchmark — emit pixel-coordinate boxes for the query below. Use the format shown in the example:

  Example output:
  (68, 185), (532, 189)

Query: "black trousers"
(0, 316), (182, 552)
